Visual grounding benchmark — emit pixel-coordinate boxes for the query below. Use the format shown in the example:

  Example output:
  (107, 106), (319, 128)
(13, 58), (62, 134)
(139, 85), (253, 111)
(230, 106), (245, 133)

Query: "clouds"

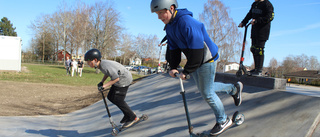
(271, 22), (320, 37)
(294, 2), (320, 6)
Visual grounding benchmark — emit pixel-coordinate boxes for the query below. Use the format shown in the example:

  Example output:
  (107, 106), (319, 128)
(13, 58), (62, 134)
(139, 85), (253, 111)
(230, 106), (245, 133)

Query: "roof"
(284, 70), (320, 78)
(53, 49), (70, 55)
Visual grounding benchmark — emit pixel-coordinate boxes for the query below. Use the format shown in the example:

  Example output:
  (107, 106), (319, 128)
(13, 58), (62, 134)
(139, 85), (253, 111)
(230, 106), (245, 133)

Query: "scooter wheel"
(236, 71), (242, 77)
(111, 129), (118, 136)
(142, 114), (148, 121)
(234, 113), (245, 126)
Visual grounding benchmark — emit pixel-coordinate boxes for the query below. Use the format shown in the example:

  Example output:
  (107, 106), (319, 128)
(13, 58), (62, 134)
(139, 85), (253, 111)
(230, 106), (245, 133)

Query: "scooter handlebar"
(174, 72), (190, 79)
(246, 22), (251, 28)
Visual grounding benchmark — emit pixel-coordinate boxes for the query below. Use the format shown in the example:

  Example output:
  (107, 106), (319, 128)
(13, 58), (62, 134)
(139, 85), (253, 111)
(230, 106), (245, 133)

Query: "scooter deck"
(111, 114), (148, 136)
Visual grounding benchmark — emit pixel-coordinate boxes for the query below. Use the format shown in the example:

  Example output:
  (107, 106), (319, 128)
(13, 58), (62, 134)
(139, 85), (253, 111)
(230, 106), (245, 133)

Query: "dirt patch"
(0, 81), (101, 116)
(0, 76), (144, 116)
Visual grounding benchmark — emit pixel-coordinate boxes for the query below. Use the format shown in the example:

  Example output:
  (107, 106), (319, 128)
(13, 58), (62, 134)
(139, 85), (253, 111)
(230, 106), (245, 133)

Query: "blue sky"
(1, 0), (320, 67)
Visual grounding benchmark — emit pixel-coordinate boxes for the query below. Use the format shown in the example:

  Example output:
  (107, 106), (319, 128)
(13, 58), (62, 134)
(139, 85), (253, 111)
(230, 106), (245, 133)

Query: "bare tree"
(281, 56), (298, 74)
(48, 13), (61, 61)
(90, 1), (122, 59)
(67, 2), (92, 58)
(309, 56), (320, 70)
(135, 34), (159, 60)
(199, 0), (242, 72)
(57, 2), (72, 62)
(294, 54), (309, 69)
(118, 33), (135, 65)
(29, 14), (53, 63)
(268, 57), (278, 77)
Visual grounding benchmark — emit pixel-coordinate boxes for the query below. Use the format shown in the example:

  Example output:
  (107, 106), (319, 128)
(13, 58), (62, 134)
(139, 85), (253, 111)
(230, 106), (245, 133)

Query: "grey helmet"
(150, 0), (178, 13)
(84, 48), (102, 61)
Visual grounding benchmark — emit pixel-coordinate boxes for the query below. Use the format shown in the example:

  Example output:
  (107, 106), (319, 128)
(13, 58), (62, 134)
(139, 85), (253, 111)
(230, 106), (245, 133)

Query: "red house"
(54, 50), (71, 61)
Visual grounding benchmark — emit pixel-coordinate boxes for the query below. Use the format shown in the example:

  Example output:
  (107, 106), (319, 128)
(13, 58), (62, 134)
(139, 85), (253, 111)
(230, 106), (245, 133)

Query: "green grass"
(0, 63), (145, 86)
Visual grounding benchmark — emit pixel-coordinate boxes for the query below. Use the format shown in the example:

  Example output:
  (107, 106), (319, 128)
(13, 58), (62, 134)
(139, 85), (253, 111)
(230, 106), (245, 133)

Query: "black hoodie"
(241, 0), (274, 40)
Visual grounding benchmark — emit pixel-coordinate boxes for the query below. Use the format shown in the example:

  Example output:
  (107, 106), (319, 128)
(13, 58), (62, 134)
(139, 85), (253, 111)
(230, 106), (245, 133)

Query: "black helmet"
(151, 0), (178, 13)
(84, 48), (102, 61)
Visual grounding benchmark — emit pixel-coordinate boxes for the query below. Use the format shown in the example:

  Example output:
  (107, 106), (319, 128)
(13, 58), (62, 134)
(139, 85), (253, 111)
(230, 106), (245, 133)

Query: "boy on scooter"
(84, 48), (138, 128)
(151, 0), (243, 135)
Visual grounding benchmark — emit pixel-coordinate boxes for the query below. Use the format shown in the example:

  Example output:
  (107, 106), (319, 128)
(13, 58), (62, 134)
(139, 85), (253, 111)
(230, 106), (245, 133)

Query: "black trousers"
(107, 85), (136, 121)
(251, 39), (267, 71)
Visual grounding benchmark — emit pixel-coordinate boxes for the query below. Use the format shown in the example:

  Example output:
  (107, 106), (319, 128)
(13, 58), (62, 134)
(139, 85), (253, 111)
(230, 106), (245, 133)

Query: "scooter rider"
(151, 0), (243, 135)
(84, 48), (139, 128)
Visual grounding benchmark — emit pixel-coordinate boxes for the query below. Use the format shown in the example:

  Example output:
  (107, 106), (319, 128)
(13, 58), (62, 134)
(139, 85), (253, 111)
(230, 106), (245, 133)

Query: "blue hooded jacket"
(166, 9), (219, 74)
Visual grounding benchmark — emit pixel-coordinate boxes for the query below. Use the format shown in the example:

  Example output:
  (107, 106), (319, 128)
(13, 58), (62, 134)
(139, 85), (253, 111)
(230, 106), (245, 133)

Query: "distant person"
(78, 59), (84, 77)
(84, 48), (139, 128)
(137, 66), (141, 75)
(238, 0), (274, 76)
(71, 59), (78, 77)
(151, 0), (243, 135)
(148, 67), (152, 74)
(65, 57), (71, 76)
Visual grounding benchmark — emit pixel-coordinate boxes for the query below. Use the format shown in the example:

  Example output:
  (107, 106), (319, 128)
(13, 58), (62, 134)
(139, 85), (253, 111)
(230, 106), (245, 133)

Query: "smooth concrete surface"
(0, 73), (319, 137)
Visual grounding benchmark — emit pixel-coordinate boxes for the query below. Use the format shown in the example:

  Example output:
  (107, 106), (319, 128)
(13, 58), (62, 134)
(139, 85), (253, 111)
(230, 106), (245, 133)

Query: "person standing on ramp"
(238, 0), (274, 76)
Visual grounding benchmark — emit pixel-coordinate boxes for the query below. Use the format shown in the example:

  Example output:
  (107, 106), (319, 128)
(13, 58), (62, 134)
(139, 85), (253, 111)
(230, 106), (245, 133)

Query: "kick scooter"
(99, 89), (148, 136)
(174, 73), (244, 137)
(99, 89), (119, 136)
(236, 23), (251, 77)
(157, 36), (167, 73)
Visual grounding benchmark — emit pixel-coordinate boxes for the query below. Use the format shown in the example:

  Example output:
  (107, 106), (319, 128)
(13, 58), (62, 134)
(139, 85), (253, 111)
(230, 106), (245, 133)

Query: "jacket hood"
(171, 9), (193, 24)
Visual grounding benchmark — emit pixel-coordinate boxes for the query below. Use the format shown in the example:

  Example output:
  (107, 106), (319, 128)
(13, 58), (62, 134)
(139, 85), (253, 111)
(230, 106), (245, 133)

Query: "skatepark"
(0, 73), (319, 137)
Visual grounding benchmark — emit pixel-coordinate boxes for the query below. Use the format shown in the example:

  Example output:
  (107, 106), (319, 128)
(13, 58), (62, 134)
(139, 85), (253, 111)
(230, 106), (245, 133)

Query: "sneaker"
(210, 117), (233, 136)
(122, 117), (140, 128)
(251, 70), (263, 77)
(232, 81), (243, 106)
(120, 116), (129, 124)
(247, 69), (256, 75)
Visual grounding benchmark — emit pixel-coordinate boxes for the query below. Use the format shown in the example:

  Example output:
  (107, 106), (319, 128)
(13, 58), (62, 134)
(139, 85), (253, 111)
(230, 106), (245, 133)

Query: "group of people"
(82, 0), (274, 136)
(65, 57), (84, 77)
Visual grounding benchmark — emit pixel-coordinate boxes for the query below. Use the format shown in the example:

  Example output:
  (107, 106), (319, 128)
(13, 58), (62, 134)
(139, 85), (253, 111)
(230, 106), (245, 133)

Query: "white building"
(129, 54), (142, 66)
(0, 36), (22, 71)
(223, 62), (239, 72)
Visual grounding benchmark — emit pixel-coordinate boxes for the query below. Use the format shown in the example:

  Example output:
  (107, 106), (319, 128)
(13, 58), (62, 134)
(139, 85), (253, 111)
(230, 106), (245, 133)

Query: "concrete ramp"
(0, 74), (319, 137)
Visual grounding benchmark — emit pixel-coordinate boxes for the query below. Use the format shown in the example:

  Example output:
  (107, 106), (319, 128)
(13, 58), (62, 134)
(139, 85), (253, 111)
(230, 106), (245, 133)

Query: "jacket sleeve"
(168, 48), (181, 70)
(167, 37), (181, 70)
(241, 4), (253, 25)
(182, 48), (204, 74)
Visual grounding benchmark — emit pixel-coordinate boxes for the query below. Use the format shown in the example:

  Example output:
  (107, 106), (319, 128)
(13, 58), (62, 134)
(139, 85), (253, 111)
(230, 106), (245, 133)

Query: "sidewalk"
(0, 73), (319, 137)
(285, 83), (320, 97)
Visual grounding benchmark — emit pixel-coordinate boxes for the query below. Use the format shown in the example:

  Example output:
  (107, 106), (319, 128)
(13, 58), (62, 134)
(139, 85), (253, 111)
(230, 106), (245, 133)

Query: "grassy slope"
(0, 63), (144, 86)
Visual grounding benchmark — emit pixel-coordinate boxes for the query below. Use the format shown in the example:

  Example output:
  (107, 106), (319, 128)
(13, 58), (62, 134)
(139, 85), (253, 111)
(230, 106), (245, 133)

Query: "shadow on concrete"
(25, 128), (113, 137)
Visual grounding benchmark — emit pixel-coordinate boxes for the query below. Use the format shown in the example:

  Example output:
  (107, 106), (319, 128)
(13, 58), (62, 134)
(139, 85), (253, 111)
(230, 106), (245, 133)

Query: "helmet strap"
(169, 9), (177, 23)
(164, 9), (177, 30)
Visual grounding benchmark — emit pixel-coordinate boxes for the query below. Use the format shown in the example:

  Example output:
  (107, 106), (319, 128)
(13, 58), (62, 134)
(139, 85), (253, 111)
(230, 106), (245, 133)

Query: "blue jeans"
(191, 61), (236, 123)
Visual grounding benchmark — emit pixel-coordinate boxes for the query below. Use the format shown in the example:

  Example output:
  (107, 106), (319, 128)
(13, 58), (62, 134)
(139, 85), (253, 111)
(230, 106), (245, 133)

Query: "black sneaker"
(122, 117), (139, 128)
(251, 70), (263, 77)
(120, 116), (129, 124)
(247, 69), (256, 76)
(232, 81), (243, 106)
(210, 117), (233, 136)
